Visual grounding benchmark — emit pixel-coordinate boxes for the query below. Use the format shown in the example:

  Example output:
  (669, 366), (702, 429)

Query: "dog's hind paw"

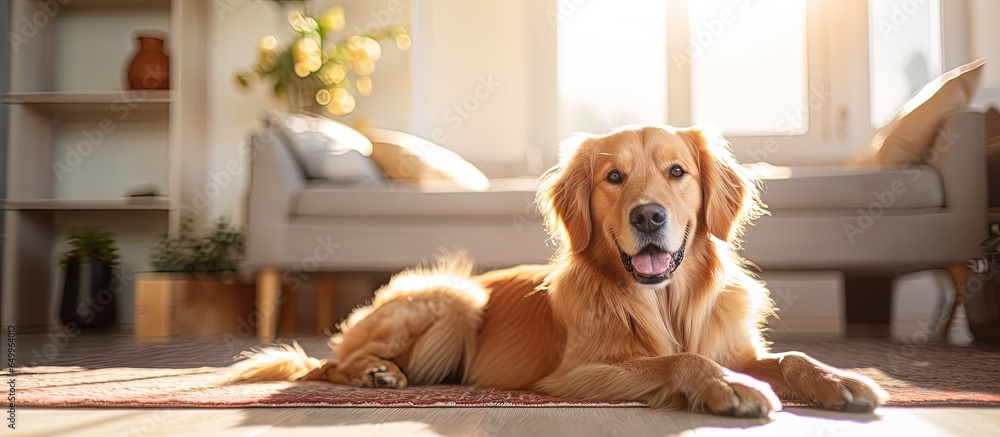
(342, 356), (409, 389)
(362, 363), (408, 389)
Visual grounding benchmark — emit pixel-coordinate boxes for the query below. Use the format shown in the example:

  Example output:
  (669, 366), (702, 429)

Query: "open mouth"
(615, 236), (688, 285)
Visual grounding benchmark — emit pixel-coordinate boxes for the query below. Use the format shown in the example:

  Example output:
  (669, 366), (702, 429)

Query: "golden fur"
(233, 126), (887, 416)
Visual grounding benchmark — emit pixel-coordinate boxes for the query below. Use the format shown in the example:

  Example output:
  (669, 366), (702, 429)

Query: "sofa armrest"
(928, 110), (988, 261)
(245, 129), (306, 271)
(933, 111), (987, 216)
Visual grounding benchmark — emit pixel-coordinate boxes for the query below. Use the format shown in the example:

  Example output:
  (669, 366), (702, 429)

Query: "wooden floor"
(19, 405), (1000, 436)
(13, 331), (1000, 436)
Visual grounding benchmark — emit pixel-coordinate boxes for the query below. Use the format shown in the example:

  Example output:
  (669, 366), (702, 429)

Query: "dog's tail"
(229, 341), (348, 384)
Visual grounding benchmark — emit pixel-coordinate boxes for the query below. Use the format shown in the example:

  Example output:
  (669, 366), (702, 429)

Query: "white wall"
(204, 0), (413, 223)
(409, 0), (555, 175)
(968, 0), (1000, 88)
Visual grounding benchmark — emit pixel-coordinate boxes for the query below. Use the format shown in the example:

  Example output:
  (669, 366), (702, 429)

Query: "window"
(557, 0), (947, 165)
(688, 0), (808, 136)
(556, 1), (667, 138)
(869, 0), (942, 128)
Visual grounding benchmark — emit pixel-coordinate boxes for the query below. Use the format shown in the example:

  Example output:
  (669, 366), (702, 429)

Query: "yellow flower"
(353, 58), (375, 75)
(325, 87), (357, 115)
(356, 76), (373, 96)
(256, 51), (278, 72)
(293, 62), (311, 78)
(258, 35), (278, 52)
(391, 28), (412, 51)
(287, 11), (305, 29)
(317, 64), (347, 85)
(292, 38), (323, 74)
(293, 38), (321, 62)
(315, 88), (332, 105)
(288, 10), (318, 33)
(318, 7), (345, 33)
(326, 91), (356, 115)
(363, 38), (381, 61)
(333, 88), (351, 105)
(347, 35), (365, 52)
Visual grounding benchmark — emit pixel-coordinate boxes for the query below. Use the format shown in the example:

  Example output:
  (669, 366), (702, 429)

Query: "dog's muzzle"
(615, 236), (688, 285)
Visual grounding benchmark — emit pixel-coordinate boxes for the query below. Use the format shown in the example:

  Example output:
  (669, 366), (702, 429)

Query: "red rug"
(16, 337), (1000, 408)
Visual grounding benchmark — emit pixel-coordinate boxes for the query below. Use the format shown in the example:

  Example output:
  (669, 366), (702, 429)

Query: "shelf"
(3, 91), (172, 112)
(30, 0), (171, 9)
(4, 197), (170, 211)
(989, 208), (1000, 223)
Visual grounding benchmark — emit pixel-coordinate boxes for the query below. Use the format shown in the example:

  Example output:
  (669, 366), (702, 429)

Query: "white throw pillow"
(855, 58), (985, 166)
(268, 112), (383, 183)
(365, 128), (491, 191)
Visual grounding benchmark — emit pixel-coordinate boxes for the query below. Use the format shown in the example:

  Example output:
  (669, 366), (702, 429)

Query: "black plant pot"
(59, 259), (119, 328)
(965, 265), (1000, 346)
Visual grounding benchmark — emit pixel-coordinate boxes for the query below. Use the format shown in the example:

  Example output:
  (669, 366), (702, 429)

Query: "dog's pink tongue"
(631, 251), (672, 276)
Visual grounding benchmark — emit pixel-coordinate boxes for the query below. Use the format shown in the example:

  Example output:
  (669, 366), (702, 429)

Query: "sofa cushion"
(855, 58), (984, 166)
(752, 165), (944, 211)
(295, 177), (538, 217)
(366, 128), (491, 192)
(269, 112), (384, 183)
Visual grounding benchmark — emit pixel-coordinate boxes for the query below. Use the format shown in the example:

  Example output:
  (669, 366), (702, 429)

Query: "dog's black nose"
(630, 204), (667, 234)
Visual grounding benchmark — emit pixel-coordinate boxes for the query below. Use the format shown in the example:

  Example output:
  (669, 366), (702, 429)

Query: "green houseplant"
(58, 230), (120, 328)
(149, 214), (245, 276)
(965, 224), (1000, 346)
(135, 214), (254, 341)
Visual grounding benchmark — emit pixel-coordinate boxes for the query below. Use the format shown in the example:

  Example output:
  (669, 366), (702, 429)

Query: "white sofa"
(245, 111), (987, 340)
(742, 110), (987, 336)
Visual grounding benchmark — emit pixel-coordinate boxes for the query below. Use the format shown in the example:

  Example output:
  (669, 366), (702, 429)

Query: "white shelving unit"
(2, 90), (172, 111)
(2, 0), (208, 327)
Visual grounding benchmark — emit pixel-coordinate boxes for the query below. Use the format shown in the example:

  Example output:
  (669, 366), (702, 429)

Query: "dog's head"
(537, 126), (761, 286)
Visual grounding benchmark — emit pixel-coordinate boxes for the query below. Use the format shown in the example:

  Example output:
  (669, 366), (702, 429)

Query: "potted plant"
(134, 214), (255, 341)
(58, 230), (120, 328)
(149, 213), (245, 276)
(965, 223), (1000, 347)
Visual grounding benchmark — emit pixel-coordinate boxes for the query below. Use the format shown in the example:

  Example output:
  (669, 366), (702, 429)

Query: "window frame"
(665, 0), (876, 166)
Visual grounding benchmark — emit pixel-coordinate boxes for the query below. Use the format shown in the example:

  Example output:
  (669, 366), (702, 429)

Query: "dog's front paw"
(804, 370), (887, 412)
(690, 372), (782, 418)
(782, 355), (888, 412)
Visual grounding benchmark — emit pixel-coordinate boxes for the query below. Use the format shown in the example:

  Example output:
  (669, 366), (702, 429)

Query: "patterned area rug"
(16, 337), (1000, 408)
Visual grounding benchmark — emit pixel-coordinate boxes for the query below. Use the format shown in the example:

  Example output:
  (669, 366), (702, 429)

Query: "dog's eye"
(668, 165), (685, 179)
(606, 169), (623, 184)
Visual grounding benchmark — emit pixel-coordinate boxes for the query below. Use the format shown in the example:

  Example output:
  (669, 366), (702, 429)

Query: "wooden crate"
(135, 274), (256, 341)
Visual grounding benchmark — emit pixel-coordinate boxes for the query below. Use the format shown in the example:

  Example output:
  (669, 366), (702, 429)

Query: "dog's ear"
(681, 128), (763, 242)
(537, 135), (595, 254)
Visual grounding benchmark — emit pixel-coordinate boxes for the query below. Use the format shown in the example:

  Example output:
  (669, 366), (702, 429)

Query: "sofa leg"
(843, 275), (895, 338)
(939, 264), (968, 342)
(316, 273), (337, 335)
(256, 268), (281, 342)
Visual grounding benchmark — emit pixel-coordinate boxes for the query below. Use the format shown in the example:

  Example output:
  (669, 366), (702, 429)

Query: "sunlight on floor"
(19, 406), (1000, 436)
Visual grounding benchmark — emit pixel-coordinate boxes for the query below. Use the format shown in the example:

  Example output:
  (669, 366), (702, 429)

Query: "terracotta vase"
(127, 36), (170, 90)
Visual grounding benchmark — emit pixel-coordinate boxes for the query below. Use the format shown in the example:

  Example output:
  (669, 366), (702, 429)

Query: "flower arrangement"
(235, 2), (411, 116)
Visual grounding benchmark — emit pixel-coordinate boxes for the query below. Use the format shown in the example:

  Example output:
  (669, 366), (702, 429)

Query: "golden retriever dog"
(234, 125), (887, 416)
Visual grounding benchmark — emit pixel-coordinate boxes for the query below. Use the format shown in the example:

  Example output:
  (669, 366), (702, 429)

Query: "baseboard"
(767, 314), (974, 345)
(767, 316), (842, 335)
